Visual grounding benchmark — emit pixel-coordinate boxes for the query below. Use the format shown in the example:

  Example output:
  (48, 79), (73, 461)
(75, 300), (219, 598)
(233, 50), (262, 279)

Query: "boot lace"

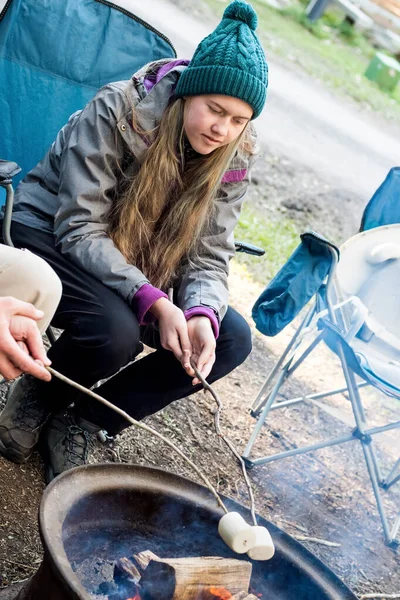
(64, 423), (93, 467)
(16, 387), (49, 432)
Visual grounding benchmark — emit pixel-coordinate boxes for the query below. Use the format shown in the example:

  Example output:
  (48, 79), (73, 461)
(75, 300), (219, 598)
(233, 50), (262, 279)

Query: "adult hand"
(0, 297), (51, 381)
(150, 298), (192, 369)
(186, 316), (216, 385)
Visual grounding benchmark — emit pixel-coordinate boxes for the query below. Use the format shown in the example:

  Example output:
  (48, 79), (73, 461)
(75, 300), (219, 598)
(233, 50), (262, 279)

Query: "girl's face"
(183, 95), (253, 155)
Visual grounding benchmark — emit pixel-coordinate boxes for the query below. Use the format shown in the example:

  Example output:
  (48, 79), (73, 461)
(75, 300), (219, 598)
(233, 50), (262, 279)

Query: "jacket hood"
(130, 59), (189, 131)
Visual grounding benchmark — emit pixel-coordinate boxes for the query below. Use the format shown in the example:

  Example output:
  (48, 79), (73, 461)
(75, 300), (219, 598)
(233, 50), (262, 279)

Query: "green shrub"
(281, 6), (330, 38)
(337, 19), (365, 46)
(321, 8), (343, 28)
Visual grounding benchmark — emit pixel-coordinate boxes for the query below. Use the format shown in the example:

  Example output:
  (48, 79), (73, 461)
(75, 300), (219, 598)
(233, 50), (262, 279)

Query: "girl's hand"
(150, 298), (192, 368)
(186, 316), (216, 385)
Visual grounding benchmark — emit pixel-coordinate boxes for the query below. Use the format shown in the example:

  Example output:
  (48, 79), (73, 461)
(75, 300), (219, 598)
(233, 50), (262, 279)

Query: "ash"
(72, 556), (116, 597)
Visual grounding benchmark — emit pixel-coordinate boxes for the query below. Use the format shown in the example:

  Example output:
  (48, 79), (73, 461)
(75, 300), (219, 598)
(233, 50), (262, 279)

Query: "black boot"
(42, 410), (99, 483)
(0, 376), (52, 463)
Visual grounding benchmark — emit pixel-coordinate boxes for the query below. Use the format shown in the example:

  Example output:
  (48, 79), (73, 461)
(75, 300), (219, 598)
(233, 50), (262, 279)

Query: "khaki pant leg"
(0, 244), (62, 334)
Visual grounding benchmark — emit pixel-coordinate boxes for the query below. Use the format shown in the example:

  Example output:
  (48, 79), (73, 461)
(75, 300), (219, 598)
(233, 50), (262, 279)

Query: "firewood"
(114, 556), (141, 583)
(132, 550), (160, 573)
(139, 555), (252, 600)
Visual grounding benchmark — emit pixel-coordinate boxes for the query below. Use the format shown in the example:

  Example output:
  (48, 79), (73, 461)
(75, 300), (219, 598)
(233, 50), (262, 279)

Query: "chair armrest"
(0, 160), (21, 184)
(367, 243), (400, 265)
(235, 241), (265, 256)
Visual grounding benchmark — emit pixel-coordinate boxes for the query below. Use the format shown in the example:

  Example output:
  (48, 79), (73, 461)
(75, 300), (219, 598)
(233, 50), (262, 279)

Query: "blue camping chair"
(244, 168), (400, 547)
(0, 0), (178, 347)
(0, 0), (176, 206)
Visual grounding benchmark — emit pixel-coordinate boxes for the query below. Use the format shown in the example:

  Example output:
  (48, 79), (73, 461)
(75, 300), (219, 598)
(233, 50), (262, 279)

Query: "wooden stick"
(191, 364), (258, 527)
(294, 535), (341, 548)
(46, 367), (228, 515)
(2, 557), (37, 571)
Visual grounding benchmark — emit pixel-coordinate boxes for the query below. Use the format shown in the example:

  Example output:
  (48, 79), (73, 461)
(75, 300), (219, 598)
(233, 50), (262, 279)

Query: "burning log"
(109, 556), (143, 600)
(137, 553), (252, 600)
(114, 556), (141, 583)
(132, 550), (160, 573)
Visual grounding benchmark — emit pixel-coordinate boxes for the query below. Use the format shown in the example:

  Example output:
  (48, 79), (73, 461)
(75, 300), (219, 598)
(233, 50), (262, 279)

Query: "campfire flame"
(126, 587), (234, 600)
(208, 587), (232, 600)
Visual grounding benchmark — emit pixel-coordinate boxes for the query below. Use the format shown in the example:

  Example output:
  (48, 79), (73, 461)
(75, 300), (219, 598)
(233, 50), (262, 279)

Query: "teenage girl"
(0, 0), (268, 482)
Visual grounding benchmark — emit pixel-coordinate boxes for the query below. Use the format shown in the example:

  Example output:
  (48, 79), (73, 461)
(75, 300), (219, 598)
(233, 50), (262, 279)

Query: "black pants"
(6, 222), (252, 434)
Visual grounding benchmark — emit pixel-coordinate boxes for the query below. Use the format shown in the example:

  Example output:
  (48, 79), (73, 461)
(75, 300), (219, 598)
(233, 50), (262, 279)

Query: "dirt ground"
(0, 148), (399, 598)
(248, 150), (365, 244)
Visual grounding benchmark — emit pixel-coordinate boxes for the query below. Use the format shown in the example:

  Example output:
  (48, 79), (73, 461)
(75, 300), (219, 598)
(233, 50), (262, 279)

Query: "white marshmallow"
(218, 512), (257, 554)
(246, 526), (275, 561)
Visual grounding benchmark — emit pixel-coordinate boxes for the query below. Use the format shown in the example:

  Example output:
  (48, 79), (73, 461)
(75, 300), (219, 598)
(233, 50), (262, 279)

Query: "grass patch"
(235, 203), (300, 284)
(203, 0), (400, 123)
(280, 5), (331, 39)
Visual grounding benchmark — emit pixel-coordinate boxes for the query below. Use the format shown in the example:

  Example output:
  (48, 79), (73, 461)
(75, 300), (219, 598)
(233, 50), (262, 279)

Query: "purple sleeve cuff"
(184, 307), (220, 338)
(132, 284), (168, 325)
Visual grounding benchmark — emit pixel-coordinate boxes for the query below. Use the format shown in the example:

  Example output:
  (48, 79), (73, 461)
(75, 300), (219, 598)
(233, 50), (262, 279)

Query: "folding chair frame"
(243, 247), (400, 548)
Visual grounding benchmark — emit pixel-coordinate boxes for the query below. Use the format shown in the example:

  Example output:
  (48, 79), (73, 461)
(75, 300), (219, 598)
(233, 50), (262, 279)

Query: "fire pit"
(1, 464), (357, 600)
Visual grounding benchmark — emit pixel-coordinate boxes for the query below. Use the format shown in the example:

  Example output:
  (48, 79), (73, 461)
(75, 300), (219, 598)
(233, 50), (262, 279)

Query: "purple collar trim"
(143, 59), (190, 93)
(221, 169), (247, 183)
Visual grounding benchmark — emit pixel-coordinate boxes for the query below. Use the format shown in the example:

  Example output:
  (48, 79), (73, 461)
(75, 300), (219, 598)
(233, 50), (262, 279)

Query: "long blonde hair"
(109, 97), (252, 290)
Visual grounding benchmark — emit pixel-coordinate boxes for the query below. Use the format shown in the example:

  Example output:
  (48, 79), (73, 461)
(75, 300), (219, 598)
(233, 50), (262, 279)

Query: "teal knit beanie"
(174, 1), (268, 119)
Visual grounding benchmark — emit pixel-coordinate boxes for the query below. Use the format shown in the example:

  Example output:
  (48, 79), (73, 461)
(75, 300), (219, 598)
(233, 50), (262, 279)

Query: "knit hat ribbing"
(174, 1), (268, 119)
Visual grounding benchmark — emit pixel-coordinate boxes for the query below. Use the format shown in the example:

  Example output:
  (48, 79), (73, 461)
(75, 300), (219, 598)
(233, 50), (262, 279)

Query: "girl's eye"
(234, 119), (245, 126)
(209, 106), (222, 115)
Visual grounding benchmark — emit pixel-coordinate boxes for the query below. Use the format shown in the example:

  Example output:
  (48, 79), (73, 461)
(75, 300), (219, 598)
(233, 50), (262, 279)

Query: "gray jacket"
(13, 60), (257, 320)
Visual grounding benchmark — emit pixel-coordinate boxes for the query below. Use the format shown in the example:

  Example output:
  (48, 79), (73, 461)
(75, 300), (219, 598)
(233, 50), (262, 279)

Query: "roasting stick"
(190, 363), (257, 527)
(163, 294), (257, 528)
(191, 364), (275, 560)
(46, 366), (228, 515)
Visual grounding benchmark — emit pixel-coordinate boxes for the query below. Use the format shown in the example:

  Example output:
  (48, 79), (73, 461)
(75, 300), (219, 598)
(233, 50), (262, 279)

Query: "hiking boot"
(0, 376), (51, 463)
(42, 410), (99, 483)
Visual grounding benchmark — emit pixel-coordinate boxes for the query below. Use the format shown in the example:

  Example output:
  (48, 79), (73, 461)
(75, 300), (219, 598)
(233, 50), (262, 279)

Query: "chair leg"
(244, 331), (325, 463)
(361, 440), (399, 547)
(337, 343), (398, 546)
(243, 368), (288, 463)
(382, 458), (400, 491)
(251, 305), (316, 416)
(344, 365), (384, 483)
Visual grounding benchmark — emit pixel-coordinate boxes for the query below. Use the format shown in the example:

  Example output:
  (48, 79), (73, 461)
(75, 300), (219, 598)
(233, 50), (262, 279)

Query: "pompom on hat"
(174, 1), (268, 119)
